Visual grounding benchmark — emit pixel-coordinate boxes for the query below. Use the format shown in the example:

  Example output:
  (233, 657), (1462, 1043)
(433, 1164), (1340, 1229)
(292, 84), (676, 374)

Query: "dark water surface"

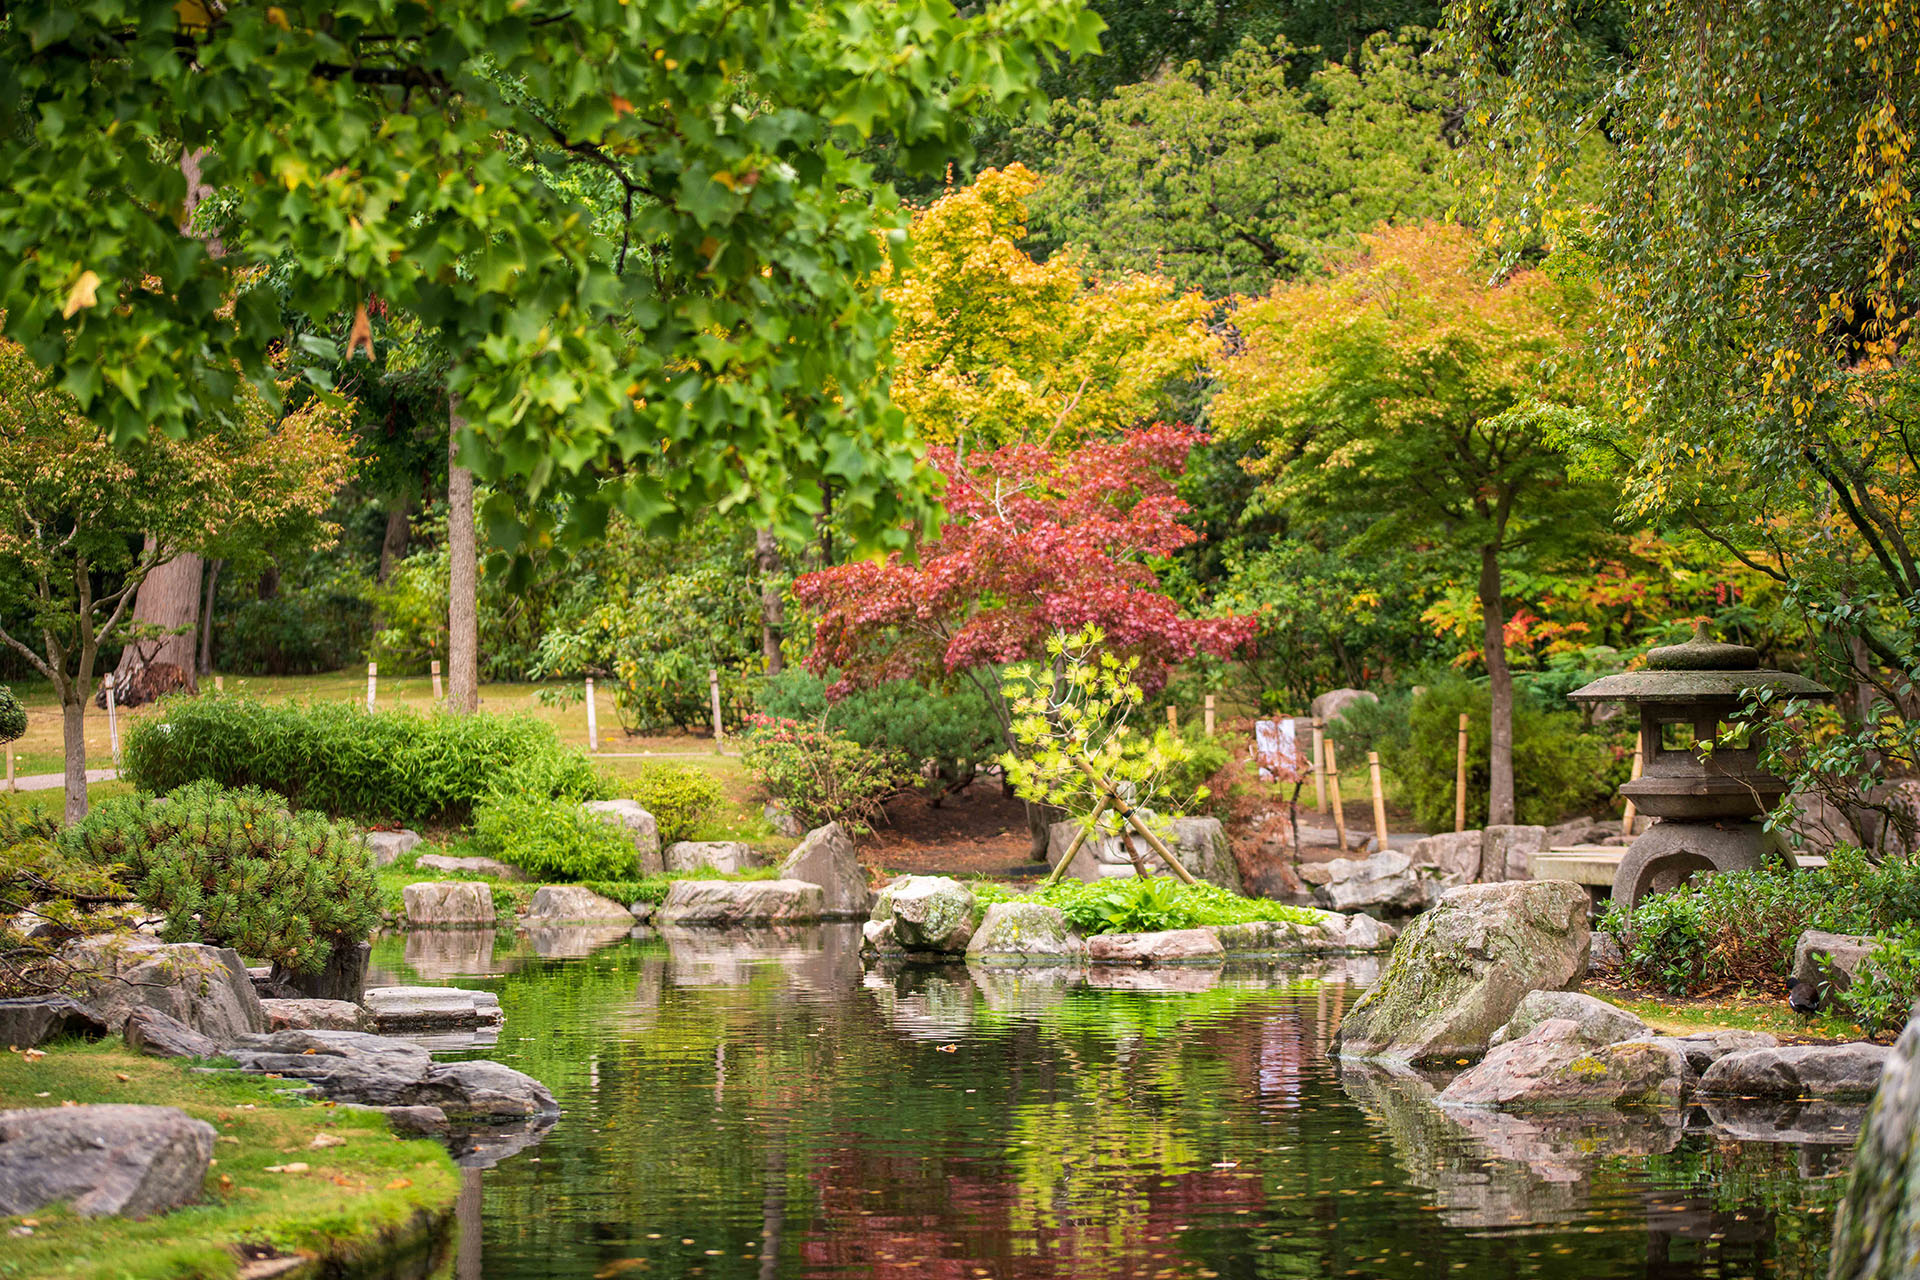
(371, 926), (1848, 1280)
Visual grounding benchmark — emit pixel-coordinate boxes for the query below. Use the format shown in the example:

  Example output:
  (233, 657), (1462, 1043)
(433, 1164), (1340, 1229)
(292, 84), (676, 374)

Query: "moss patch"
(0, 1041), (457, 1279)
(1585, 978), (1879, 1043)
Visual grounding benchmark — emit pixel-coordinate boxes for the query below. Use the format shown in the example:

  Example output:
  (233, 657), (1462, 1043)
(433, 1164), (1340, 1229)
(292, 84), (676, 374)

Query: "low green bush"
(755, 670), (1003, 797)
(1836, 927), (1920, 1035)
(471, 793), (640, 883)
(974, 876), (1326, 936)
(0, 686), (25, 744)
(59, 781), (380, 974)
(739, 714), (909, 833)
(1603, 846), (1920, 995)
(123, 697), (605, 825)
(627, 763), (725, 844)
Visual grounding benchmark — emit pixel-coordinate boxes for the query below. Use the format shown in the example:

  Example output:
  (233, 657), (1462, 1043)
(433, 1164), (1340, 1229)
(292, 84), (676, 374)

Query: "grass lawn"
(1587, 977), (1880, 1043)
(0, 1041), (458, 1280)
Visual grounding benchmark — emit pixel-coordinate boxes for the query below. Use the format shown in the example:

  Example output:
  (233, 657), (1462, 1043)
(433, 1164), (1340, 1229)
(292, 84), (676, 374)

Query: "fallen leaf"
(115, 1073), (130, 1082)
(346, 304), (375, 360)
(309, 1133), (346, 1149)
(385, 1178), (412, 1190)
(264, 1162), (310, 1174)
(62, 270), (101, 318)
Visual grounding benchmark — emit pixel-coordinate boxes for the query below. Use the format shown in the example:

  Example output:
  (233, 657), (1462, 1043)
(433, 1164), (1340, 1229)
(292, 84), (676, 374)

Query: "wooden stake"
(709, 668), (725, 753)
(213, 674), (223, 694)
(1455, 712), (1470, 833)
(585, 676), (599, 753)
(1070, 755), (1200, 885)
(1042, 793), (1111, 887)
(105, 673), (120, 769)
(1167, 705), (1178, 732)
(5, 744), (13, 792)
(1311, 719), (1327, 814)
(1203, 694), (1216, 736)
(430, 659), (443, 702)
(366, 662), (378, 712)
(1325, 738), (1348, 853)
(1368, 751), (1389, 852)
(1622, 727), (1644, 835)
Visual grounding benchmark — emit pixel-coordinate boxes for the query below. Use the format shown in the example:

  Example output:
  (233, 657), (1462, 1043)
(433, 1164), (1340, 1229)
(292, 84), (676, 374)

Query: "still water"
(371, 925), (1848, 1280)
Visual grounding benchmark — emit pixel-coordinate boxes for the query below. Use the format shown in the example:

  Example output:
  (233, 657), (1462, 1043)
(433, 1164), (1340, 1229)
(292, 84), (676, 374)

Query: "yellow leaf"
(62, 270), (101, 318)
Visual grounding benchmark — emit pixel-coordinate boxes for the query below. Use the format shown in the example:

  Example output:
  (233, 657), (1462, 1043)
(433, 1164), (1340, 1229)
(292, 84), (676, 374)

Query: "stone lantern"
(1568, 620), (1832, 906)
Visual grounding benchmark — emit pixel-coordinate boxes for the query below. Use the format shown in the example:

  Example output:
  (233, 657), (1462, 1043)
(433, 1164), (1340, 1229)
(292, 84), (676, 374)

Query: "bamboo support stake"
(1167, 705), (1178, 732)
(366, 662), (377, 712)
(1455, 712), (1470, 833)
(1070, 755), (1200, 886)
(1203, 695), (1215, 736)
(709, 668), (725, 753)
(430, 659), (443, 702)
(5, 745), (13, 792)
(1042, 794), (1112, 887)
(1368, 751), (1390, 852)
(585, 676), (599, 753)
(105, 674), (120, 770)
(213, 675), (223, 694)
(1325, 738), (1349, 853)
(1311, 719), (1327, 813)
(1622, 728), (1645, 835)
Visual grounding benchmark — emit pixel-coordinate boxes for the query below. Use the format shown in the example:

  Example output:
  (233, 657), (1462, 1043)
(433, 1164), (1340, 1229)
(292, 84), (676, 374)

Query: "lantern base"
(1610, 820), (1797, 909)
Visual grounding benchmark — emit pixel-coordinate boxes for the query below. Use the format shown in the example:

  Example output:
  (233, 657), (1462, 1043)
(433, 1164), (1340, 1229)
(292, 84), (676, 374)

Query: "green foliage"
(1153, 724), (1232, 818)
(1602, 847), (1920, 996)
(0, 685), (24, 744)
(471, 793), (640, 884)
(627, 764), (726, 845)
(977, 875), (1326, 936)
(739, 716), (910, 835)
(122, 697), (604, 826)
(1028, 32), (1458, 296)
(60, 782), (380, 974)
(0, 810), (127, 997)
(755, 669), (1004, 796)
(1837, 929), (1920, 1036)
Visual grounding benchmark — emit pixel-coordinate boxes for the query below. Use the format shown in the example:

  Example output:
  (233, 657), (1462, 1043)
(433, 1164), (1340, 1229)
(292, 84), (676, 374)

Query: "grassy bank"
(1587, 978), (1877, 1043)
(0, 1041), (458, 1280)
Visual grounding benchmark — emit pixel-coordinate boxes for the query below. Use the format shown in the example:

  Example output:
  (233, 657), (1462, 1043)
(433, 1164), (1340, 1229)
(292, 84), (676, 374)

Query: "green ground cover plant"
(60, 781), (379, 974)
(974, 876), (1328, 936)
(0, 1040), (457, 1279)
(123, 697), (604, 825)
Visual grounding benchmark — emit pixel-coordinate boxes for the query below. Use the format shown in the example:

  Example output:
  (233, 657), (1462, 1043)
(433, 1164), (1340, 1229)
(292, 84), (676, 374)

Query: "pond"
(371, 926), (1848, 1280)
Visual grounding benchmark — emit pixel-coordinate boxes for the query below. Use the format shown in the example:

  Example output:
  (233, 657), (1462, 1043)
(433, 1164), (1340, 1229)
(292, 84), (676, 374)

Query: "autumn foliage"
(795, 424), (1255, 702)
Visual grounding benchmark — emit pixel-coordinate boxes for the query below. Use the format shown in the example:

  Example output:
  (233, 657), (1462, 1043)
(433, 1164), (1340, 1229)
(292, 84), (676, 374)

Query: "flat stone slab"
(261, 998), (368, 1032)
(402, 880), (496, 928)
(1697, 1042), (1890, 1100)
(0, 1104), (214, 1218)
(226, 1029), (555, 1122)
(1087, 928), (1226, 966)
(521, 885), (632, 923)
(362, 986), (503, 1031)
(416, 853), (525, 881)
(656, 879), (825, 926)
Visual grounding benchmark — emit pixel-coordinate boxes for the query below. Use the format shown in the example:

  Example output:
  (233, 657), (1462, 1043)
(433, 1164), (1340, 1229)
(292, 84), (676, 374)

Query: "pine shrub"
(627, 763), (726, 844)
(123, 697), (605, 825)
(0, 686), (24, 744)
(755, 670), (1002, 795)
(60, 781), (380, 974)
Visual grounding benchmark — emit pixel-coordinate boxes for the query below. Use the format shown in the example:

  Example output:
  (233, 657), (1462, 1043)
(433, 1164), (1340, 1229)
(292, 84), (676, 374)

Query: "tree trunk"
(115, 542), (201, 688)
(61, 692), (87, 824)
(377, 498), (413, 584)
(755, 527), (784, 675)
(1480, 543), (1515, 827)
(197, 558), (221, 676)
(446, 394), (479, 715)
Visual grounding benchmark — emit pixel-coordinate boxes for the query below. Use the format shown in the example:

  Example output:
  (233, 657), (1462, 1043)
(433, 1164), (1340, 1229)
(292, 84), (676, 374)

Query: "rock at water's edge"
(965, 903), (1087, 966)
(1489, 990), (1650, 1050)
(777, 823), (872, 917)
(656, 879), (826, 926)
(1829, 1003), (1920, 1278)
(873, 876), (978, 953)
(1438, 1019), (1690, 1109)
(521, 885), (632, 923)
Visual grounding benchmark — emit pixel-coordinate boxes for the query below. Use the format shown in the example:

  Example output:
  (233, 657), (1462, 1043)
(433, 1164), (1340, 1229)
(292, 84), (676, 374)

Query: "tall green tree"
(1211, 222), (1608, 824)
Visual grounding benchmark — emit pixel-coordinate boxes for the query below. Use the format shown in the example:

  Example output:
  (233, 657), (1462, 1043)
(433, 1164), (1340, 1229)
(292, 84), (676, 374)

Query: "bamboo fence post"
(1325, 738), (1349, 853)
(1166, 705), (1178, 732)
(1203, 695), (1215, 736)
(1455, 712), (1470, 833)
(709, 668), (725, 753)
(213, 674), (223, 694)
(1042, 794), (1112, 887)
(585, 676), (599, 753)
(1070, 755), (1200, 886)
(1368, 751), (1390, 852)
(366, 662), (377, 712)
(5, 744), (13, 792)
(1622, 728), (1645, 835)
(430, 659), (443, 702)
(1311, 718), (1327, 813)
(105, 673), (120, 769)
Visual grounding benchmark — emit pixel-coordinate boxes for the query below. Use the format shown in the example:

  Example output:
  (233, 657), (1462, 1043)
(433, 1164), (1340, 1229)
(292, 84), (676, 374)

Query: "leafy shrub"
(972, 875), (1326, 936)
(627, 763), (726, 844)
(60, 781), (380, 974)
(740, 715), (909, 833)
(1603, 846), (1920, 995)
(0, 686), (25, 744)
(1836, 928), (1920, 1035)
(123, 697), (605, 825)
(1154, 724), (1232, 816)
(471, 793), (641, 883)
(756, 669), (1003, 796)
(216, 571), (376, 676)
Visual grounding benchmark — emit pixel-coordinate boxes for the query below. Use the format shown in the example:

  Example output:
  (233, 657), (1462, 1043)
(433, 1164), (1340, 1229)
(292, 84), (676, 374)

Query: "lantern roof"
(1567, 620), (1833, 705)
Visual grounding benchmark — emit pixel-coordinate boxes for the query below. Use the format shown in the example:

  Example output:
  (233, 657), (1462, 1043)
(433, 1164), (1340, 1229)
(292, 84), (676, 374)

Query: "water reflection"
(368, 927), (1845, 1280)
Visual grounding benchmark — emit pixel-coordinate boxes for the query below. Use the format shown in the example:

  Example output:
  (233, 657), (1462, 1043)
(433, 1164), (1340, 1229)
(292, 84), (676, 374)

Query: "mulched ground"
(858, 781), (1049, 881)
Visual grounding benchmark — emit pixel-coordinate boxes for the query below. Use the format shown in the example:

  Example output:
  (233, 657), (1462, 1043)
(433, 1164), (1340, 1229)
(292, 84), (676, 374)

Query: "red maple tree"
(794, 423), (1256, 731)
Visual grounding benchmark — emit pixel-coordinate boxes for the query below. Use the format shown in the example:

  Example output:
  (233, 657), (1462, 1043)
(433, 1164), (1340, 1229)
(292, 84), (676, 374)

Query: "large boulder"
(362, 986), (503, 1031)
(1438, 1019), (1691, 1109)
(1311, 688), (1378, 725)
(1409, 830), (1483, 882)
(261, 998), (368, 1032)
(777, 823), (872, 917)
(0, 996), (107, 1049)
(417, 853), (525, 881)
(1696, 1043), (1889, 1100)
(0, 1104), (214, 1218)
(873, 876), (979, 953)
(364, 829), (422, 867)
(655, 879), (825, 926)
(225, 1029), (556, 1122)
(1793, 929), (1878, 995)
(403, 881), (495, 928)
(1086, 928), (1226, 966)
(1334, 880), (1591, 1065)
(582, 799), (664, 874)
(1481, 825), (1549, 883)
(60, 937), (265, 1045)
(268, 938), (371, 1004)
(122, 1009), (218, 1060)
(1314, 850), (1432, 916)
(664, 841), (764, 874)
(1488, 990), (1651, 1050)
(965, 904), (1088, 967)
(521, 885), (632, 924)
(1829, 1003), (1920, 1278)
